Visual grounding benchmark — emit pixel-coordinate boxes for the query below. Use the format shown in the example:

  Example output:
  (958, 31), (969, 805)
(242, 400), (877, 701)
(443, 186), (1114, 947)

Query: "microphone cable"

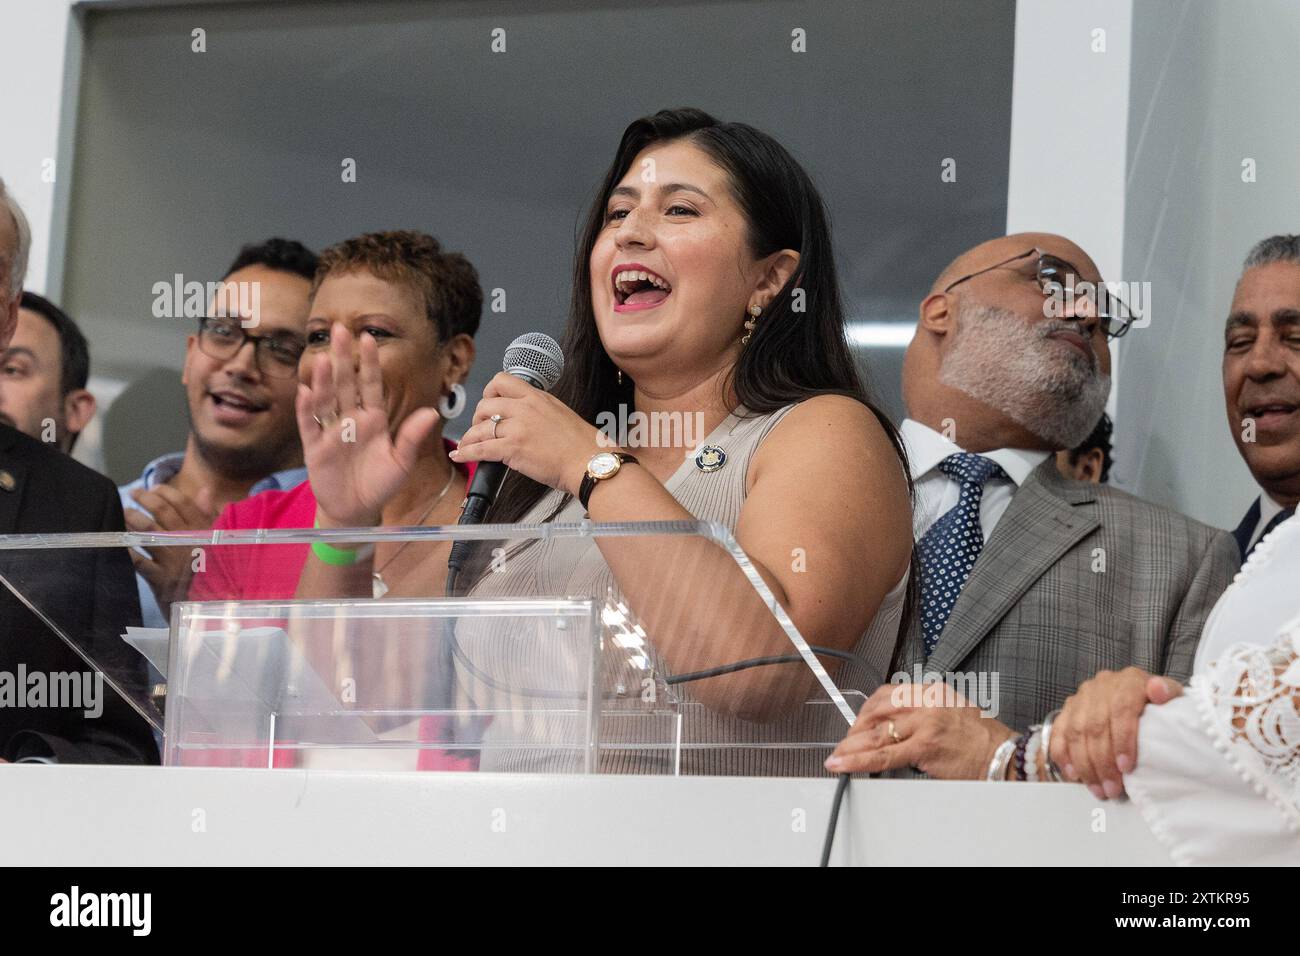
(662, 647), (861, 684)
(664, 650), (863, 868)
(820, 773), (851, 867)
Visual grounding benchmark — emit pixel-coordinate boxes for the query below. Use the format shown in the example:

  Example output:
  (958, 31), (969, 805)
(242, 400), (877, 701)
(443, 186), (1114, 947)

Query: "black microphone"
(446, 332), (563, 589)
(456, 332), (565, 527)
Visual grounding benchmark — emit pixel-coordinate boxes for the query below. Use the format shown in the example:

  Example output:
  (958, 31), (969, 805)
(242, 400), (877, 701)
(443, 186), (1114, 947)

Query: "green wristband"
(311, 539), (362, 566)
(312, 511), (362, 566)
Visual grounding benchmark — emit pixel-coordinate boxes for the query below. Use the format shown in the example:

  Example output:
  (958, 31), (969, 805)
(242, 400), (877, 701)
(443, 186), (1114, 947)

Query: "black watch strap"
(579, 453), (639, 511)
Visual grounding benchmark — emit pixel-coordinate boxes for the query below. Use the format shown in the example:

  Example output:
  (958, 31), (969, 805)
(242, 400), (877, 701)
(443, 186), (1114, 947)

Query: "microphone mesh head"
(503, 332), (564, 390)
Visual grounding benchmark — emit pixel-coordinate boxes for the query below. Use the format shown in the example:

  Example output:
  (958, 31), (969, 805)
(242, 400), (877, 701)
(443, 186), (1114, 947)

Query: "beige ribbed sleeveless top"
(457, 402), (909, 776)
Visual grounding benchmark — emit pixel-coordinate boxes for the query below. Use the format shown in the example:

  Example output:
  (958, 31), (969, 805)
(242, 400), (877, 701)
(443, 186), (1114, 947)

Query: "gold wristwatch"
(579, 451), (639, 511)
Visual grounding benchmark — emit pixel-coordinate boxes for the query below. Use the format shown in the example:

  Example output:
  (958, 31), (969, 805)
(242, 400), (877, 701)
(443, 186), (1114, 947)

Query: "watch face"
(588, 452), (620, 479)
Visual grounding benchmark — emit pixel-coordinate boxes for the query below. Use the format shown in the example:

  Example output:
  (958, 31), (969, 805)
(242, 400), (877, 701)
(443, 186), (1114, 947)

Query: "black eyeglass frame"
(942, 247), (1135, 340)
(196, 316), (307, 378)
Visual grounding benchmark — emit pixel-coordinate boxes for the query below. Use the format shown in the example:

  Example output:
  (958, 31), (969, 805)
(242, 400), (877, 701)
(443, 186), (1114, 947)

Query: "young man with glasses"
(825, 232), (1238, 787)
(119, 239), (317, 628)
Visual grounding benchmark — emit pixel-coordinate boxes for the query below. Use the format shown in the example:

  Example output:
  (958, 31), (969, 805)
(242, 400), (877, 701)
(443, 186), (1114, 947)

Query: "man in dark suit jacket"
(0, 176), (158, 764)
(826, 232), (1238, 786)
(0, 424), (160, 763)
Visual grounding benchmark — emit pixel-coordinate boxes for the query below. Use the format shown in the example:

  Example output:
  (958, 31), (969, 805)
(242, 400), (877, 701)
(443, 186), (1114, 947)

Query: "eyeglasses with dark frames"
(196, 316), (306, 378)
(942, 247), (1135, 340)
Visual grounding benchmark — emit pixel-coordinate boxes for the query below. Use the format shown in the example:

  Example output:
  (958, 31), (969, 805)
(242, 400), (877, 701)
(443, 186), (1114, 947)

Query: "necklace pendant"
(372, 573), (389, 599)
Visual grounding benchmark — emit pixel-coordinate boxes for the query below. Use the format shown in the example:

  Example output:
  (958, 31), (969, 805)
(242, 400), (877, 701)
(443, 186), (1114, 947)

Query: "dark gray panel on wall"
(64, 0), (1013, 442)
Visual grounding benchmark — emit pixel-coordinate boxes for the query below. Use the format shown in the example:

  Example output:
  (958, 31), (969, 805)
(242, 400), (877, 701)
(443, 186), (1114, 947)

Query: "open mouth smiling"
(208, 388), (270, 424)
(210, 390), (267, 411)
(612, 263), (673, 312)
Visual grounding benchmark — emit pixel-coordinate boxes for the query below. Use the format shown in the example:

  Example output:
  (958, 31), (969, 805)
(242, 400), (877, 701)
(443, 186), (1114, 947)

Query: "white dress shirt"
(1248, 491), (1291, 552)
(899, 418), (1052, 543)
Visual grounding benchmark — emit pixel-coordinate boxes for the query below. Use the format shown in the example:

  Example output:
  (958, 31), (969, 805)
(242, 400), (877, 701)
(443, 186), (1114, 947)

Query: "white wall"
(1115, 0), (1228, 525)
(1006, 0), (1131, 423)
(1114, 0), (1300, 529)
(1007, 0), (1298, 530)
(1007, 0), (1132, 288)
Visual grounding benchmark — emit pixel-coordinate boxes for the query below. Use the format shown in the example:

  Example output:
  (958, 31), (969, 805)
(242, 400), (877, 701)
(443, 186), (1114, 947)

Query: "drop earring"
(742, 304), (761, 345)
(617, 368), (624, 386)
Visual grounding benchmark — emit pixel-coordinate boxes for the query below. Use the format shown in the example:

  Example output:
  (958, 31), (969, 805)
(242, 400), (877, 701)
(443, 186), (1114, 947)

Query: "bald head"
(931, 232), (1103, 294)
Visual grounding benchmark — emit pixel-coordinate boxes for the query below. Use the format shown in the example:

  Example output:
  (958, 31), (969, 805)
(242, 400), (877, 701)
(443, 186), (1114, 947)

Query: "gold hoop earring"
(742, 303), (761, 345)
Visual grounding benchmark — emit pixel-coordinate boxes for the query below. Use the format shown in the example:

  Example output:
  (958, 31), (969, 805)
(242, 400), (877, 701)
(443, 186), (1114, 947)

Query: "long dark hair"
(464, 108), (915, 650)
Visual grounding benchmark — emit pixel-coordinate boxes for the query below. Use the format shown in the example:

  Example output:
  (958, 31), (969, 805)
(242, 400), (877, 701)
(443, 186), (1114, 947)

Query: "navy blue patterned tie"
(918, 453), (1007, 656)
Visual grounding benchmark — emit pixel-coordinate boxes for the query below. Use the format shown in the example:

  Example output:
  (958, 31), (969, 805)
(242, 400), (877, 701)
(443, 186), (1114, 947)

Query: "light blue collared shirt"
(118, 452), (308, 629)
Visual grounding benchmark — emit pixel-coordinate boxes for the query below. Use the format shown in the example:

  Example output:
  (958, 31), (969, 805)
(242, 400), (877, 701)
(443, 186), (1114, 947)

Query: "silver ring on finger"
(490, 413), (503, 439)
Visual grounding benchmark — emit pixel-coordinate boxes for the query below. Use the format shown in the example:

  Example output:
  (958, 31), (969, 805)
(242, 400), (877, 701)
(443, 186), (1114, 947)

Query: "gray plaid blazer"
(895, 458), (1240, 734)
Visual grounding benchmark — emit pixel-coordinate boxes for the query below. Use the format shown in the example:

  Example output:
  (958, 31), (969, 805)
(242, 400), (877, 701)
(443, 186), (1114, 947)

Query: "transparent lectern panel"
(0, 522), (886, 775)
(0, 540), (162, 740)
(166, 596), (602, 772)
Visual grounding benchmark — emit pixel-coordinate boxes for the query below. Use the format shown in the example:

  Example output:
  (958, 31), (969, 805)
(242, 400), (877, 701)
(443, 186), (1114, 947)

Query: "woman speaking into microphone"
(446, 108), (916, 775)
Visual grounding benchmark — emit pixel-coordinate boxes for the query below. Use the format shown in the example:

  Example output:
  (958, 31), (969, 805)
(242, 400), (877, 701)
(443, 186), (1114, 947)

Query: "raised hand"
(296, 322), (441, 527)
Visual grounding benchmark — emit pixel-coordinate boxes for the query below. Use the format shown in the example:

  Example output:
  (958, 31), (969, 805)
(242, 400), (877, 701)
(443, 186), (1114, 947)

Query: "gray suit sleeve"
(1160, 529), (1240, 682)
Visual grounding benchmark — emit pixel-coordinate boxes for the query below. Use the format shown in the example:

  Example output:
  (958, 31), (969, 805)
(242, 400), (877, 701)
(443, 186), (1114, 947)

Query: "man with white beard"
(825, 233), (1239, 786)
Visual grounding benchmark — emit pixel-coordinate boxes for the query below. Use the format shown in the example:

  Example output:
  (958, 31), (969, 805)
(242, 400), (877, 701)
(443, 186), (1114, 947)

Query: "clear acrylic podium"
(0, 522), (879, 775)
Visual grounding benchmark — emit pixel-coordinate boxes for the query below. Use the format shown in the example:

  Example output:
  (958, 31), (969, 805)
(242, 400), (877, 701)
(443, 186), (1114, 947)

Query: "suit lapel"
(0, 427), (29, 534)
(1231, 497), (1260, 561)
(925, 458), (1100, 673)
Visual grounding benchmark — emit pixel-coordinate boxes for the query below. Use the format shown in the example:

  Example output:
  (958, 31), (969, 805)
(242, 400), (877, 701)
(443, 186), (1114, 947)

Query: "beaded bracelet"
(1024, 726), (1043, 782)
(1012, 731), (1030, 781)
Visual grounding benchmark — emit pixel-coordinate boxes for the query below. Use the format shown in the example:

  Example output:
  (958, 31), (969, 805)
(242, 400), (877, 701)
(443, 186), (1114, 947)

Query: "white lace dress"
(1124, 512), (1300, 864)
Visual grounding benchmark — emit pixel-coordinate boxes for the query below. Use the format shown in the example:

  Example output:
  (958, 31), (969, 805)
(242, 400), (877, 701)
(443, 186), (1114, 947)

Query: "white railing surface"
(0, 766), (1171, 866)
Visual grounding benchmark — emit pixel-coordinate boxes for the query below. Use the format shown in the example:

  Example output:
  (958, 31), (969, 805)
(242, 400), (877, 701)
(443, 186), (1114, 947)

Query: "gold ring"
(490, 413), (503, 439)
(888, 720), (902, 744)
